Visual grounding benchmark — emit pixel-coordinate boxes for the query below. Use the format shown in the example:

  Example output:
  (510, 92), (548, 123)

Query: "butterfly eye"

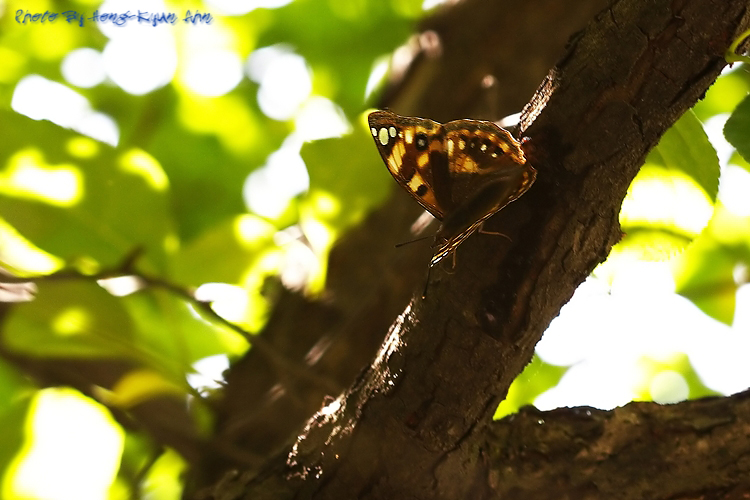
(415, 133), (429, 150)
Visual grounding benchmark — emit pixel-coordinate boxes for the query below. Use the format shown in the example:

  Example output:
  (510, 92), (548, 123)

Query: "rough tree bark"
(198, 0), (750, 498)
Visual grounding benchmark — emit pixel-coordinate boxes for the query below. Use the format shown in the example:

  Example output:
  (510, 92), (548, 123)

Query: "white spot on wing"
(389, 126), (397, 137)
(371, 127), (377, 136)
(378, 127), (389, 146)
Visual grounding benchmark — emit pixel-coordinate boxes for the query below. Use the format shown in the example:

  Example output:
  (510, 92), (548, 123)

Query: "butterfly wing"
(368, 110), (449, 221)
(442, 118), (532, 200)
(368, 111), (537, 268)
(431, 119), (536, 265)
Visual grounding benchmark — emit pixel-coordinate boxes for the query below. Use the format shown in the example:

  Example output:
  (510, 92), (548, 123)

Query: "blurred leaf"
(0, 112), (174, 273)
(613, 228), (693, 262)
(105, 369), (186, 409)
(2, 278), (244, 371)
(729, 150), (750, 173)
(170, 214), (276, 287)
(2, 280), (135, 358)
(256, 0), (421, 115)
(693, 65), (750, 120)
(674, 237), (738, 325)
(494, 355), (568, 420)
(0, 397), (33, 498)
(634, 354), (721, 402)
(0, 360), (34, 491)
(145, 87), (287, 242)
(121, 288), (248, 380)
(674, 199), (750, 326)
(302, 117), (392, 233)
(724, 93), (750, 164)
(141, 448), (186, 500)
(114, 431), (161, 500)
(617, 111), (718, 263)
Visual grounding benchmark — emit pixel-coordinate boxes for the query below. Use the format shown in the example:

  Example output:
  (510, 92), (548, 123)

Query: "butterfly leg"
(438, 251), (457, 274)
(477, 222), (512, 242)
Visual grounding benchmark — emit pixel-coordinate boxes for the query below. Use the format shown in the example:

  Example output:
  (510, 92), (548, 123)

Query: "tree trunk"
(197, 0), (750, 498)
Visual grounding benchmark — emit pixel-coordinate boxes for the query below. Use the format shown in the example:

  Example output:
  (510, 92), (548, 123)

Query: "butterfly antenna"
(395, 234), (433, 248)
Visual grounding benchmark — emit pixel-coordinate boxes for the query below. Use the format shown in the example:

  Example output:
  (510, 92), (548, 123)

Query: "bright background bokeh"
(0, 0), (749, 498)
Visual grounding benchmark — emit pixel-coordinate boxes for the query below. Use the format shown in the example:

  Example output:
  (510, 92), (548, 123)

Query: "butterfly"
(368, 110), (536, 268)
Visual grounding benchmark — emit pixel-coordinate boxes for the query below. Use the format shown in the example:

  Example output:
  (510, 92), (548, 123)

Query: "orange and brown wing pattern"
(368, 110), (536, 268)
(439, 118), (534, 232)
(442, 119), (526, 174)
(368, 110), (449, 220)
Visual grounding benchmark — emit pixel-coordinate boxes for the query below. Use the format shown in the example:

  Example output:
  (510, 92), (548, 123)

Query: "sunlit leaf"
(141, 449), (186, 500)
(0, 113), (174, 273)
(633, 354), (721, 403)
(4, 388), (124, 500)
(617, 111), (719, 262)
(121, 288), (248, 380)
(256, 0), (422, 115)
(114, 431), (161, 499)
(693, 65), (750, 120)
(2, 280), (135, 358)
(648, 110), (719, 203)
(170, 214), (276, 287)
(724, 94), (750, 164)
(302, 117), (392, 233)
(494, 355), (568, 420)
(0, 359), (34, 492)
(674, 236), (738, 326)
(105, 369), (186, 409)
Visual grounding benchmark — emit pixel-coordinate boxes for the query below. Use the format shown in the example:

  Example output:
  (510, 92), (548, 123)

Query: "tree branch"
(482, 390), (750, 498)
(199, 0), (750, 498)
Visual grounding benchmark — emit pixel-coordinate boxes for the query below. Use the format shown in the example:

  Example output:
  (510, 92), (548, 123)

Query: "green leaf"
(0, 359), (35, 484)
(170, 214), (276, 287)
(724, 94), (750, 164)
(648, 109), (719, 203)
(302, 118), (392, 233)
(114, 431), (161, 499)
(121, 288), (248, 380)
(105, 369), (187, 409)
(2, 280), (135, 358)
(674, 237), (738, 326)
(145, 88), (285, 241)
(0, 112), (174, 273)
(257, 0), (422, 116)
(617, 110), (719, 263)
(494, 355), (568, 420)
(141, 449), (186, 500)
(2, 278), (246, 382)
(633, 354), (722, 403)
(693, 66), (750, 121)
